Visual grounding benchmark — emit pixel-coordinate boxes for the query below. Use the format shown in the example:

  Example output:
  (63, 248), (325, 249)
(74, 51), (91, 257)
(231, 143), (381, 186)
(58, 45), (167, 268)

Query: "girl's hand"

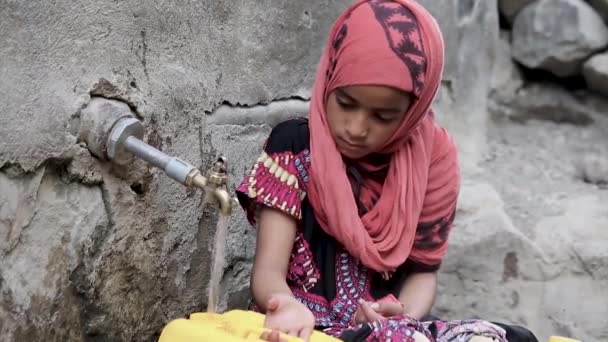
(260, 330), (287, 342)
(262, 293), (315, 341)
(354, 299), (405, 324)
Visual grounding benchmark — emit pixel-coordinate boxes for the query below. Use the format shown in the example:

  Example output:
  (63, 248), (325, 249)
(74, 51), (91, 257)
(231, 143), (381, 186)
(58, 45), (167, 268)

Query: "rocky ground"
(483, 106), (608, 238)
(432, 91), (608, 341)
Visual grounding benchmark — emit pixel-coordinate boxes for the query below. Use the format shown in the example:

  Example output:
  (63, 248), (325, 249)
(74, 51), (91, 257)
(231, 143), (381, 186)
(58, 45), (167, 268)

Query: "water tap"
(77, 98), (239, 216)
(188, 157), (240, 216)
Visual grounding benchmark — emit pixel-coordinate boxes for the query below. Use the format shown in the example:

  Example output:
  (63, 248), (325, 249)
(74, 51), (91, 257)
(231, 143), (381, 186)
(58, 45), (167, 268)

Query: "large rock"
(588, 0), (608, 21)
(583, 52), (608, 97)
(512, 0), (608, 77)
(498, 0), (536, 22)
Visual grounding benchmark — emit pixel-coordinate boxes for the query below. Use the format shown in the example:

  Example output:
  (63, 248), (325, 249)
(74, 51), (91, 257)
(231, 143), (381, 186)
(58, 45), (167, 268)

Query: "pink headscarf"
(307, 0), (460, 272)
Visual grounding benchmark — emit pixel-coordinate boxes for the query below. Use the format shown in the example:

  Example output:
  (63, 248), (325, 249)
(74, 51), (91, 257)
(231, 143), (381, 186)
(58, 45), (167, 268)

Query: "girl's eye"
(374, 113), (396, 123)
(337, 98), (357, 110)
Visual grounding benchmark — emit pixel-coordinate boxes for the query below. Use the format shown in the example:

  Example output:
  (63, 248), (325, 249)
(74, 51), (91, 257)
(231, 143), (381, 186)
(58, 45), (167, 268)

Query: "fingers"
(359, 301), (384, 322)
(354, 306), (367, 324)
(373, 301), (405, 317)
(260, 330), (274, 341)
(263, 327), (310, 342)
(260, 330), (285, 342)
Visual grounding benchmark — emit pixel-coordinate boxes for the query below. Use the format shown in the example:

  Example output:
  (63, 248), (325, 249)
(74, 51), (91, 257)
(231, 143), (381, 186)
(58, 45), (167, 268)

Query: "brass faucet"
(187, 157), (239, 216)
(78, 98), (239, 217)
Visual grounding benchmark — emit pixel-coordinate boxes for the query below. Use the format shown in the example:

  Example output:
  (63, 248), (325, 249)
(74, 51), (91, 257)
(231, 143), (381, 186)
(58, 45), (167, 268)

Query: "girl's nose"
(345, 112), (368, 141)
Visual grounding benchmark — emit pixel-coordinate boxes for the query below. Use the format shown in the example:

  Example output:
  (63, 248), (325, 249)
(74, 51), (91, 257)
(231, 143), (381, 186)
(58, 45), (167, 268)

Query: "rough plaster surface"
(1, 0), (607, 342)
(0, 1), (353, 341)
(419, 0), (500, 175)
(0, 0), (350, 172)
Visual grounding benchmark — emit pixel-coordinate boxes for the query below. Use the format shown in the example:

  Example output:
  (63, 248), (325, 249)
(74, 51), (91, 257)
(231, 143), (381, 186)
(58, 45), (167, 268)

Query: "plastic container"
(548, 336), (581, 342)
(158, 310), (340, 342)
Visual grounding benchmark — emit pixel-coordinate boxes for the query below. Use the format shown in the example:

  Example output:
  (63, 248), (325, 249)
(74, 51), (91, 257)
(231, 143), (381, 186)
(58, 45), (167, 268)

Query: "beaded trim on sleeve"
(237, 149), (311, 220)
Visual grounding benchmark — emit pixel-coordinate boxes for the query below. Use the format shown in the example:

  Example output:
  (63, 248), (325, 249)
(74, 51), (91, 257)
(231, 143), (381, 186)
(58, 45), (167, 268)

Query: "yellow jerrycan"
(158, 310), (340, 342)
(548, 337), (581, 342)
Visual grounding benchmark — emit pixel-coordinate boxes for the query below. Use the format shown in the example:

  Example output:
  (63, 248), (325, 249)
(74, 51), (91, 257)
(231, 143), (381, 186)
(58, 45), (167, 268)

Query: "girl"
(236, 1), (538, 341)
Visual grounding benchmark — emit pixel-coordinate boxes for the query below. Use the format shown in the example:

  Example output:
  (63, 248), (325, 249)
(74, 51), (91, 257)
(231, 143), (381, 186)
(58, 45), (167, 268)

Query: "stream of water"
(206, 213), (229, 313)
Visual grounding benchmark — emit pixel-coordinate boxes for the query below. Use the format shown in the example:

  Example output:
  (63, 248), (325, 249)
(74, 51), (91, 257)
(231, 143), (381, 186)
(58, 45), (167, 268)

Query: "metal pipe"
(124, 135), (198, 186)
(124, 136), (171, 169)
(77, 97), (239, 216)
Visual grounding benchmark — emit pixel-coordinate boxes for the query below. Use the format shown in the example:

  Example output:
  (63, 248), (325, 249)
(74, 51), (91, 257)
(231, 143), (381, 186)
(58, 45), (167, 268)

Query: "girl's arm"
(398, 271), (437, 320)
(394, 126), (458, 320)
(250, 207), (297, 311)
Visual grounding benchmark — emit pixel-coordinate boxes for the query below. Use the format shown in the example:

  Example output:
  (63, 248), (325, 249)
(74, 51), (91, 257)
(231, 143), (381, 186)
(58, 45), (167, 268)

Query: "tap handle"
(213, 156), (227, 174)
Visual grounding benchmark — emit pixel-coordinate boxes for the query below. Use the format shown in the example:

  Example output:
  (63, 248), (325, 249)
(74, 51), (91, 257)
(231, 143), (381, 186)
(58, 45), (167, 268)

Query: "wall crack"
(205, 96), (310, 127)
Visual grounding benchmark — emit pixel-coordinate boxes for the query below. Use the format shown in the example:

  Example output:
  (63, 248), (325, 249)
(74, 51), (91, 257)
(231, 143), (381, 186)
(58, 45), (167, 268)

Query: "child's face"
(326, 85), (412, 160)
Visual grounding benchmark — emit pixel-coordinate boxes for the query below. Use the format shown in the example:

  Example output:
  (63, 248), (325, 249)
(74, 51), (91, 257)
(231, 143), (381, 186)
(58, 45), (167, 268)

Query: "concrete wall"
(2, 1), (606, 341)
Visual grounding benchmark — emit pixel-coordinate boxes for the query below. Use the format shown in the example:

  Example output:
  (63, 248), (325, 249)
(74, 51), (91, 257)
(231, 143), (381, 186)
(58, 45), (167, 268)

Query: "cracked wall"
(5, 0), (602, 341)
(0, 1), (358, 340)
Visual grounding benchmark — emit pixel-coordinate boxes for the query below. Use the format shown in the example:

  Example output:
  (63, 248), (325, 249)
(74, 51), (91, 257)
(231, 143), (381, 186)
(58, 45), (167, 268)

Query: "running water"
(207, 213), (229, 313)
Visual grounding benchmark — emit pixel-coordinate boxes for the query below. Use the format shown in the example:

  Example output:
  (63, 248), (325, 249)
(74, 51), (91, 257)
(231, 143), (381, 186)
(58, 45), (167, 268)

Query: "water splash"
(207, 213), (229, 313)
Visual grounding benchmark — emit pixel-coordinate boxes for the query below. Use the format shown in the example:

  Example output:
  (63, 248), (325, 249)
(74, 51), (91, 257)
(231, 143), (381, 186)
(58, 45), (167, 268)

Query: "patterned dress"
(236, 118), (537, 342)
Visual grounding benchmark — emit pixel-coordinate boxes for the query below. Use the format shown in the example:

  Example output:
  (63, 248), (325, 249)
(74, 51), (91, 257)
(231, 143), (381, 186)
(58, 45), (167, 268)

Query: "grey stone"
(416, 0), (460, 82)
(436, 181), (554, 338)
(530, 194), (608, 340)
(498, 0), (536, 22)
(490, 83), (594, 125)
(0, 167), (108, 341)
(583, 52), (608, 97)
(479, 101), (608, 342)
(491, 30), (525, 95)
(577, 88), (608, 116)
(588, 0), (608, 20)
(489, 30), (526, 126)
(512, 0), (608, 77)
(578, 152), (608, 186)
(66, 146), (105, 185)
(437, 178), (608, 341)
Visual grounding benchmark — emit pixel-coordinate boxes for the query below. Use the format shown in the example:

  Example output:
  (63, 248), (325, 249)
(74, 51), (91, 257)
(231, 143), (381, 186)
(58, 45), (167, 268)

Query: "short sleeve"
(408, 124), (461, 267)
(236, 118), (311, 225)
